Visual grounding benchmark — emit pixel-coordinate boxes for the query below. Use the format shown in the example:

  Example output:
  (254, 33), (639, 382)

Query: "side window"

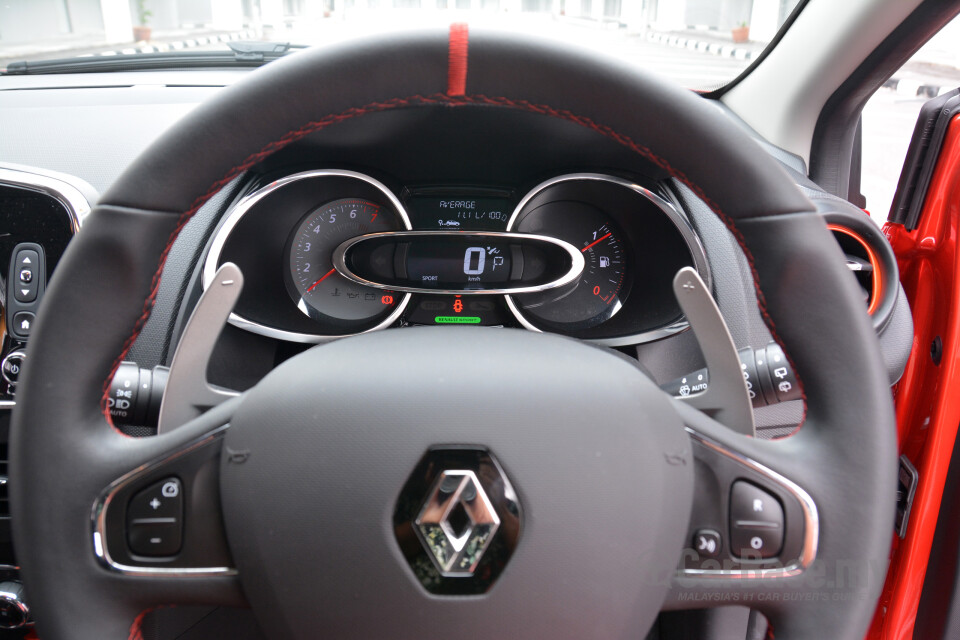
(860, 17), (960, 227)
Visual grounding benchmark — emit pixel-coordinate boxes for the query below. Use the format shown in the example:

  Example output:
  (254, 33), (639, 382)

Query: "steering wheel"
(10, 27), (897, 639)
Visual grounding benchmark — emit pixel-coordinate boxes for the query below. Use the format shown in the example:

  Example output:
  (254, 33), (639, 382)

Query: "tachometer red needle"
(581, 232), (611, 252)
(306, 268), (336, 292)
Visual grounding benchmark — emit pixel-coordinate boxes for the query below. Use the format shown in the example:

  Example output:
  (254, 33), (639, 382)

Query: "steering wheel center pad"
(11, 27), (898, 640)
(222, 327), (693, 636)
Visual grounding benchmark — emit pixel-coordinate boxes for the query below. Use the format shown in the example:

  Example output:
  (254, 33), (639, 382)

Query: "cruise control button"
(730, 481), (784, 558)
(128, 520), (182, 557)
(730, 526), (782, 559)
(730, 481), (783, 524)
(127, 478), (184, 556)
(127, 477), (183, 521)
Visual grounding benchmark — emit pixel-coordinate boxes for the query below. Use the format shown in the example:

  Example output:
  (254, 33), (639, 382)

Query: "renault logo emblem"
(393, 447), (522, 595)
(415, 470), (501, 575)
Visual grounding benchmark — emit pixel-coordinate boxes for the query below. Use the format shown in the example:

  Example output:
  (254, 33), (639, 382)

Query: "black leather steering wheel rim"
(10, 26), (897, 639)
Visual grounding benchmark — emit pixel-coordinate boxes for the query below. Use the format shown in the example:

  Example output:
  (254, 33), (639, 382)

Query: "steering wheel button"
(729, 481), (784, 558)
(730, 526), (782, 559)
(127, 521), (182, 557)
(126, 477), (183, 521)
(730, 481), (784, 525)
(126, 477), (183, 556)
(692, 529), (722, 558)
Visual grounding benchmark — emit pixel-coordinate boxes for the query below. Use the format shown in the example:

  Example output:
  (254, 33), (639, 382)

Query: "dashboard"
(0, 69), (915, 440)
(0, 69), (916, 427)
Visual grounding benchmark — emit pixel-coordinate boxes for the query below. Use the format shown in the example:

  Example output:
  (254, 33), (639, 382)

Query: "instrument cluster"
(204, 170), (709, 346)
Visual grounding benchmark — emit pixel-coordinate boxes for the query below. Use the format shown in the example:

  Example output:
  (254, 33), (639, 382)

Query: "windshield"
(0, 0), (803, 90)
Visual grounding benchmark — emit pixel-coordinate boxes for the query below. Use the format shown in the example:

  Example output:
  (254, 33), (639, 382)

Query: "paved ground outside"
(2, 10), (958, 224)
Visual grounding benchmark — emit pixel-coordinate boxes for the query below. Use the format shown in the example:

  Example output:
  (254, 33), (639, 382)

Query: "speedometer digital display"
(287, 198), (400, 324)
(405, 239), (513, 286)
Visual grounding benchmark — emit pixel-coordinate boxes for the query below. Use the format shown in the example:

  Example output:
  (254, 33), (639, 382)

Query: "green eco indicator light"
(435, 316), (482, 324)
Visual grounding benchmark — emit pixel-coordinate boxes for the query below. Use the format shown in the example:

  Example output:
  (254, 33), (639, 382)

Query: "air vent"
(829, 224), (882, 315)
(824, 211), (899, 332)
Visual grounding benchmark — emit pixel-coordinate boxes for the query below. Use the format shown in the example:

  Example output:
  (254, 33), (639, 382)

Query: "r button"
(729, 481), (784, 559)
(730, 481), (783, 525)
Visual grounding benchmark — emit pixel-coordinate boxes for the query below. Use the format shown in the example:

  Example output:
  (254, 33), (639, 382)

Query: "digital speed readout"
(339, 232), (577, 294)
(406, 242), (511, 285)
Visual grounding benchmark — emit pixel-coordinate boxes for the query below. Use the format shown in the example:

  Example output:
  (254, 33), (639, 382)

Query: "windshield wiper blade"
(226, 41), (305, 60)
(2, 42), (305, 75)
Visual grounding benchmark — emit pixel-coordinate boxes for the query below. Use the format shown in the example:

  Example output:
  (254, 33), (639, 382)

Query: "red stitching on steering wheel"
(100, 93), (808, 432)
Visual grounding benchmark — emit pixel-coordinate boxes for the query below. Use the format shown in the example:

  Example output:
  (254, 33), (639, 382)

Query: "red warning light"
(381, 295), (394, 305)
(453, 299), (464, 313)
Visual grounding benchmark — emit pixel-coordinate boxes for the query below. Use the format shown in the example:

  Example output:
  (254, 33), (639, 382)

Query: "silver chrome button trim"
(91, 424), (236, 577)
(681, 426), (819, 578)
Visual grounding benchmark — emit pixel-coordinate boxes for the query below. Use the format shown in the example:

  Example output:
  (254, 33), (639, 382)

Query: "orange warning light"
(381, 295), (394, 305)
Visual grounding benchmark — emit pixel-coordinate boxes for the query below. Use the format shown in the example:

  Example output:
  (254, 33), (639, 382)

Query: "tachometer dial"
(288, 198), (400, 325)
(512, 201), (629, 329)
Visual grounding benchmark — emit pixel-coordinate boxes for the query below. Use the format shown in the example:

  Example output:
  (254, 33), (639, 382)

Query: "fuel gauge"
(510, 201), (630, 329)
